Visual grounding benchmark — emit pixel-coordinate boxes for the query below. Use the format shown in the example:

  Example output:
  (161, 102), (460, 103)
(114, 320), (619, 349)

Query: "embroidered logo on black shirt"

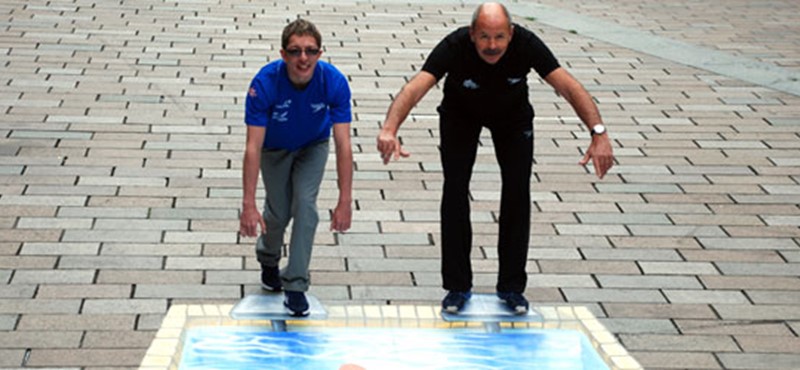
(462, 79), (479, 90)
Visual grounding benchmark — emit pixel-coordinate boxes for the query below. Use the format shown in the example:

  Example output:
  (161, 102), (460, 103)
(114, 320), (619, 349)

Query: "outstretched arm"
(377, 71), (437, 164)
(239, 125), (267, 236)
(330, 123), (353, 232)
(545, 67), (614, 179)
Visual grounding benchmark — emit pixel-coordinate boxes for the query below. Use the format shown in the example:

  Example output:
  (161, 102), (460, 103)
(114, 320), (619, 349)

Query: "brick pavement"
(1, 0), (799, 369)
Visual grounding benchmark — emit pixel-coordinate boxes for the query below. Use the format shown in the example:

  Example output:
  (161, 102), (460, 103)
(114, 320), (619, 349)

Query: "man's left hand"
(579, 134), (614, 179)
(330, 201), (352, 232)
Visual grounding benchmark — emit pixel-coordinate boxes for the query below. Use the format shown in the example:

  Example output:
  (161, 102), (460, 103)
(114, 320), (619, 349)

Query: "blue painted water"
(180, 327), (609, 370)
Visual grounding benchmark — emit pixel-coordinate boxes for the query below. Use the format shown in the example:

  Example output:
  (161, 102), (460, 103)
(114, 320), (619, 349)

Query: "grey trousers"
(256, 139), (329, 292)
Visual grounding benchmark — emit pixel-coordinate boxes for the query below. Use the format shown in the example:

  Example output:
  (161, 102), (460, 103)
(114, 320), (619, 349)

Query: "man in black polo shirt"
(377, 2), (614, 314)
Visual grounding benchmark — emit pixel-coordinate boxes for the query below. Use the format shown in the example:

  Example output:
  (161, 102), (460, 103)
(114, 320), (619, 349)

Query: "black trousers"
(439, 110), (533, 294)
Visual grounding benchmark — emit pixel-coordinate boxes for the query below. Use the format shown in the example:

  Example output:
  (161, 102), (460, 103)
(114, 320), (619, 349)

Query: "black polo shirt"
(421, 24), (560, 122)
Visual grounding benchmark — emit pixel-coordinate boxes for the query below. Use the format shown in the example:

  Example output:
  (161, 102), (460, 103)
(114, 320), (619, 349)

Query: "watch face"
(592, 125), (605, 135)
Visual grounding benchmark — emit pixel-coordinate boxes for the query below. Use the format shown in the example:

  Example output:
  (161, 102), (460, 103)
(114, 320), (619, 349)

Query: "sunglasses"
(284, 47), (321, 57)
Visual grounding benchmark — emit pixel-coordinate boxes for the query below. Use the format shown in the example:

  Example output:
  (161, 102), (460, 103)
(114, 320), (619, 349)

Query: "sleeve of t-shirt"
(525, 30), (561, 78)
(328, 69), (352, 124)
(244, 76), (269, 127)
(420, 34), (456, 81)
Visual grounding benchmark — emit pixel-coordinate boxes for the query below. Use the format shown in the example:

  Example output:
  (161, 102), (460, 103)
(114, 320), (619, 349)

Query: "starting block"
(440, 293), (542, 332)
(231, 293), (327, 331)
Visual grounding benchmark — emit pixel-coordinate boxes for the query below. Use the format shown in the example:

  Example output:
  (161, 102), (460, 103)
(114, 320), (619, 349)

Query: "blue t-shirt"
(245, 60), (351, 151)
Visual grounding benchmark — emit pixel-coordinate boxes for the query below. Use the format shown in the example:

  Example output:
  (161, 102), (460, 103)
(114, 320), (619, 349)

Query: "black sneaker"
(497, 291), (529, 314)
(260, 265), (282, 292)
(283, 291), (310, 317)
(442, 291), (472, 313)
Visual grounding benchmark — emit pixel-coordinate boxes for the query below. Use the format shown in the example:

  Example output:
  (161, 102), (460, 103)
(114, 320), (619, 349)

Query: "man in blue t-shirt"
(239, 19), (353, 317)
(377, 3), (614, 315)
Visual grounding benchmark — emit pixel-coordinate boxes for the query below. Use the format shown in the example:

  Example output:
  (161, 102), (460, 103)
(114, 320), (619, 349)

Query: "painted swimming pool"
(179, 327), (610, 370)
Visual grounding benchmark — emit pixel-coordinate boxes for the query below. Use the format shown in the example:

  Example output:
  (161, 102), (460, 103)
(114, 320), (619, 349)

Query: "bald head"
(471, 2), (512, 30)
(469, 2), (514, 65)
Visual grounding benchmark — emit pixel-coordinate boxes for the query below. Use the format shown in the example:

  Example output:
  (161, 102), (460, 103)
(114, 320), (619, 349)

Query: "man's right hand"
(376, 129), (410, 164)
(239, 205), (266, 237)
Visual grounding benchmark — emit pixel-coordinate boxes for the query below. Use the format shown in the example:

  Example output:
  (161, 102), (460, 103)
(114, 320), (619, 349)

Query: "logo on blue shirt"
(311, 103), (326, 113)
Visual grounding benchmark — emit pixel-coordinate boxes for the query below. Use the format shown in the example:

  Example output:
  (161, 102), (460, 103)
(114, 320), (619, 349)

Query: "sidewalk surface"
(1, 0), (799, 369)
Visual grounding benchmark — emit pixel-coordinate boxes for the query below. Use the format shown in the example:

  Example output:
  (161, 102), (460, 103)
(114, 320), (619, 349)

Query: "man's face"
(469, 19), (513, 65)
(280, 34), (322, 86)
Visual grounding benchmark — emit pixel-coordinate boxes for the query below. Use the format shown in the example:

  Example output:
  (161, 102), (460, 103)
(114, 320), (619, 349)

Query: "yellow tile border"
(138, 304), (642, 370)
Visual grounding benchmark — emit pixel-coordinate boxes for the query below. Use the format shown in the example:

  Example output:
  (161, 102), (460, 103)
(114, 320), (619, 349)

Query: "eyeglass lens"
(285, 48), (320, 57)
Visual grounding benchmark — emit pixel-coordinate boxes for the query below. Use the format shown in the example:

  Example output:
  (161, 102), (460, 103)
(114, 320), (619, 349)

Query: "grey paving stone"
(0, 299), (81, 314)
(717, 353), (800, 370)
(82, 330), (156, 349)
(61, 230), (163, 243)
(81, 299), (167, 314)
(603, 303), (718, 319)
(93, 219), (189, 231)
(563, 288), (666, 303)
(582, 248), (682, 261)
(134, 284), (240, 299)
(781, 250), (800, 262)
(17, 314), (136, 331)
(620, 333), (739, 352)
(576, 212), (672, 225)
(700, 276), (800, 291)
(39, 284), (131, 299)
(58, 256), (163, 270)
(610, 236), (702, 249)
(348, 258), (439, 272)
(100, 243), (201, 256)
(135, 314), (167, 331)
(639, 261), (719, 275)
(539, 260), (641, 274)
(675, 319), (794, 336)
(165, 257), (242, 270)
(0, 256), (58, 269)
(11, 270), (96, 284)
(746, 291), (800, 304)
(714, 304), (800, 320)
(698, 237), (796, 251)
(350, 285), (442, 301)
(597, 275), (702, 289)
(149, 208), (238, 219)
(338, 233), (431, 245)
(0, 314), (17, 330)
(681, 249), (785, 263)
(19, 242), (100, 255)
(0, 270), (11, 284)
(716, 262), (800, 276)
(631, 351), (722, 370)
(0, 285), (36, 299)
(664, 289), (749, 304)
(734, 335), (800, 353)
(596, 183), (683, 193)
(0, 195), (87, 206)
(598, 318), (678, 334)
(56, 206), (150, 219)
(0, 349), (25, 367)
(26, 348), (147, 367)
(0, 331), (83, 348)
(628, 225), (727, 237)
(96, 270), (203, 284)
(554, 224), (629, 236)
